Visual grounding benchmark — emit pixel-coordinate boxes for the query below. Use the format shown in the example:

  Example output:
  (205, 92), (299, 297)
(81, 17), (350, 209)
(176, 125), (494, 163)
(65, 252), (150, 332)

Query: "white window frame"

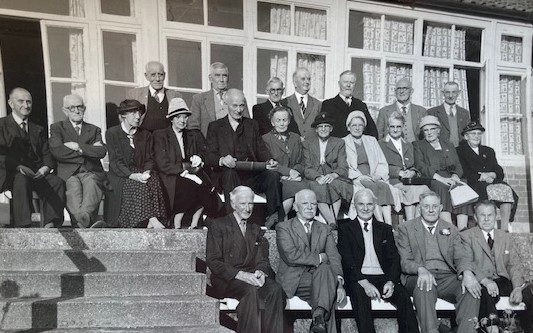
(96, 0), (139, 24)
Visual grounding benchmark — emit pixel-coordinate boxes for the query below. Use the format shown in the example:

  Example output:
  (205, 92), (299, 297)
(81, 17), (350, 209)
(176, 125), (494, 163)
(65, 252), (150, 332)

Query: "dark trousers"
(66, 172), (104, 227)
(295, 263), (339, 333)
(220, 169), (283, 218)
(348, 274), (419, 333)
(214, 277), (285, 333)
(479, 277), (513, 320)
(173, 176), (205, 214)
(521, 284), (533, 333)
(12, 172), (65, 227)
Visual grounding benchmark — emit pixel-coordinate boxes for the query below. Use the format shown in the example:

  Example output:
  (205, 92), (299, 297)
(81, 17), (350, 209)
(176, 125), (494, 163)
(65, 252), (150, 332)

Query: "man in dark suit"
(376, 78), (427, 142)
(188, 62), (250, 137)
(127, 61), (182, 132)
(206, 89), (283, 228)
(461, 200), (533, 333)
(427, 81), (470, 147)
(0, 88), (65, 227)
(337, 188), (418, 333)
(321, 70), (378, 139)
(276, 189), (345, 333)
(281, 67), (322, 140)
(206, 186), (285, 333)
(49, 94), (107, 228)
(253, 77), (298, 136)
(396, 191), (481, 333)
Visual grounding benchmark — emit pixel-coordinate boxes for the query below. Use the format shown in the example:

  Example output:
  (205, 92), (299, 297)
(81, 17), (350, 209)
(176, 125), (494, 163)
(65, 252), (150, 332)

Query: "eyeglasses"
(269, 88), (284, 94)
(395, 87), (411, 91)
(67, 105), (86, 112)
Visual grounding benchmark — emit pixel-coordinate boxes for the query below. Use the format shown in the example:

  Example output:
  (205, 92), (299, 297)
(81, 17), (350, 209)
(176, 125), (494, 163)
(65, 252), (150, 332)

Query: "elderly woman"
(344, 111), (399, 225)
(105, 99), (167, 228)
(457, 121), (518, 231)
(302, 113), (353, 226)
(262, 106), (308, 216)
(153, 98), (214, 229)
(413, 115), (470, 229)
(379, 112), (430, 221)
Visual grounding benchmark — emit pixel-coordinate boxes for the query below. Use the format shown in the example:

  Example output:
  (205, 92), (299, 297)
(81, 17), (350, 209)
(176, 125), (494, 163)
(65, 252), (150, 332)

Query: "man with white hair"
(206, 186), (285, 333)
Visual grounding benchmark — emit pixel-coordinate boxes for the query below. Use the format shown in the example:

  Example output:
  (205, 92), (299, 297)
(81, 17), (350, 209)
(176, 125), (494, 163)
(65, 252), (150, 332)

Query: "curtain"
(362, 60), (380, 103)
(297, 54), (325, 99)
(423, 25), (452, 58)
(501, 36), (523, 63)
(269, 5), (290, 35)
(499, 76), (523, 155)
(69, 29), (86, 98)
(69, 0), (85, 17)
(423, 67), (448, 108)
(383, 19), (414, 54)
(386, 64), (412, 104)
(363, 16), (381, 51)
(295, 7), (327, 40)
(453, 29), (466, 60)
(269, 53), (288, 86)
(453, 69), (469, 110)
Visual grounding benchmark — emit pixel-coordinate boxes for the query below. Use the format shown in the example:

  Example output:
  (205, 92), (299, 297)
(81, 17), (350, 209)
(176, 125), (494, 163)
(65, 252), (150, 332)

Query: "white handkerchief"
(180, 170), (203, 185)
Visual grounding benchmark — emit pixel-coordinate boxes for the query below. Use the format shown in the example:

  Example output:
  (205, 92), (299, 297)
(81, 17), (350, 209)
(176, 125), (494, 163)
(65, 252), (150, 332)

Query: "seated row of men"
(207, 186), (533, 333)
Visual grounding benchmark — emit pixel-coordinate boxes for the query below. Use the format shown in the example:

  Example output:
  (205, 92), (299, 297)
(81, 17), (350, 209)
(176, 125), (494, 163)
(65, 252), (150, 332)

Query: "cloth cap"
(419, 115), (441, 129)
(346, 110), (367, 128)
(166, 98), (191, 118)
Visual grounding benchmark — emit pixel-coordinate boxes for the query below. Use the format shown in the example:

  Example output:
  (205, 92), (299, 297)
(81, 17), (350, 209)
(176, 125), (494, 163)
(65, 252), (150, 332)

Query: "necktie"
(346, 97), (351, 107)
(153, 93), (160, 103)
(487, 233), (494, 250)
(20, 122), (28, 136)
(127, 128), (136, 148)
(401, 106), (408, 138)
(449, 106), (455, 118)
(75, 125), (81, 136)
(239, 220), (247, 236)
(304, 222), (312, 242)
(428, 226), (434, 234)
(364, 222), (369, 232)
(401, 106), (407, 115)
(299, 96), (306, 115)
(218, 91), (225, 106)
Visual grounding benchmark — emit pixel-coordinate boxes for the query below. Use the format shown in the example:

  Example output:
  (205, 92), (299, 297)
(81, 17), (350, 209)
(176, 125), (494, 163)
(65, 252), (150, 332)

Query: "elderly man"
(276, 189), (345, 333)
(337, 189), (418, 333)
(376, 78), (427, 142)
(253, 77), (299, 136)
(206, 186), (285, 333)
(49, 94), (107, 228)
(461, 200), (533, 333)
(396, 191), (481, 333)
(206, 88), (283, 228)
(0, 88), (65, 227)
(321, 70), (378, 139)
(428, 81), (470, 147)
(188, 62), (250, 137)
(281, 67), (322, 140)
(127, 61), (181, 132)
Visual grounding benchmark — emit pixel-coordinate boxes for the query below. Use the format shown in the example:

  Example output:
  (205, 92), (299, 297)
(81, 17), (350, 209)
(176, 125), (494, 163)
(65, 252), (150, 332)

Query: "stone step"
(0, 295), (220, 330)
(0, 250), (196, 272)
(0, 271), (206, 298)
(0, 325), (234, 332)
(0, 229), (207, 252)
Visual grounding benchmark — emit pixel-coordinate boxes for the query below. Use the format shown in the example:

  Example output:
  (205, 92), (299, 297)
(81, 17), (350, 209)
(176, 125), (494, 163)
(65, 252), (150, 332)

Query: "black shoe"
(310, 308), (327, 333)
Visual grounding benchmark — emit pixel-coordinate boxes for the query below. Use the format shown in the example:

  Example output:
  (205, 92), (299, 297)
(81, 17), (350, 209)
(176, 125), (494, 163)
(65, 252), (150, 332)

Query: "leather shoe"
(310, 308), (327, 333)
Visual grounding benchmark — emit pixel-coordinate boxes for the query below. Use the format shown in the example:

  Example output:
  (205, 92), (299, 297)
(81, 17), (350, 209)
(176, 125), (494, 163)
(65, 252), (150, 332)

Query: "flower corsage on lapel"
(440, 228), (451, 236)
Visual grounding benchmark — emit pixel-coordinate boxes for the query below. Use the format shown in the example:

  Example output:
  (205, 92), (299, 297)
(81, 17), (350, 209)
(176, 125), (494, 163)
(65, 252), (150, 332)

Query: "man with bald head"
(206, 88), (283, 228)
(0, 88), (65, 227)
(49, 94), (107, 228)
(376, 77), (427, 142)
(127, 61), (181, 131)
(206, 186), (285, 333)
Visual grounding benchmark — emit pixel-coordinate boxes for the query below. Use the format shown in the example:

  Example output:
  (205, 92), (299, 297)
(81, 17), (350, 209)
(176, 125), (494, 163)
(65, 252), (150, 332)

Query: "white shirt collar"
(396, 101), (411, 110)
(357, 217), (373, 230)
(70, 120), (82, 130)
(233, 212), (247, 224)
(294, 92), (308, 106)
(421, 219), (438, 234)
(121, 121), (137, 135)
(172, 126), (184, 137)
(298, 217), (313, 228)
(340, 94), (352, 103)
(482, 229), (494, 241)
(228, 116), (240, 131)
(11, 112), (26, 126)
(149, 85), (164, 98)
(444, 103), (456, 116)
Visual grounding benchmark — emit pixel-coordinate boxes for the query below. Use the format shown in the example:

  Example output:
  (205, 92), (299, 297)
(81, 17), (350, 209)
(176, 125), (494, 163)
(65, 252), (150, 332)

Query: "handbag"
(449, 182), (479, 207)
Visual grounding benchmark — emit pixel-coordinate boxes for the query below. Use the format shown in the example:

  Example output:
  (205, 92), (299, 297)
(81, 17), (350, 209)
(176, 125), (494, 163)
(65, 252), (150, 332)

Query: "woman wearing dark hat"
(457, 121), (518, 231)
(302, 112), (352, 226)
(105, 99), (167, 228)
(153, 98), (216, 229)
(413, 115), (471, 229)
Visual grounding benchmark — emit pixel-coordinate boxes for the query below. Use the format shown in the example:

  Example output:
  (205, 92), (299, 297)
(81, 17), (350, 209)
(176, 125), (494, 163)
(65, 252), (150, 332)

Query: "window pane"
(348, 11), (381, 50)
(295, 7), (326, 40)
(48, 27), (85, 79)
(51, 82), (86, 124)
(0, 0), (84, 16)
(166, 0), (203, 24)
(297, 53), (325, 99)
(455, 26), (482, 62)
(208, 0), (243, 29)
(384, 16), (414, 55)
(101, 0), (130, 16)
(423, 66), (449, 108)
(105, 85), (129, 129)
(211, 44), (243, 90)
(257, 2), (290, 35)
(501, 35), (523, 63)
(351, 58), (380, 103)
(499, 75), (524, 155)
(385, 62), (412, 104)
(423, 22), (452, 59)
(257, 49), (288, 92)
(103, 31), (135, 82)
(167, 39), (202, 88)
(177, 91), (196, 109)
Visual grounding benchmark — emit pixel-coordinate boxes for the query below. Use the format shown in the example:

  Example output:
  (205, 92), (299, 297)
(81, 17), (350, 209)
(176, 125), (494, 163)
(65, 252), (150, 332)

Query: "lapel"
(350, 219), (365, 251)
(435, 221), (453, 267)
(63, 120), (79, 142)
(413, 218), (427, 263)
(167, 127), (182, 161)
(291, 218), (310, 248)
(204, 90), (217, 121)
(492, 230), (504, 263)
(401, 140), (414, 167)
(310, 220), (323, 252)
(372, 220), (383, 255)
(270, 132), (290, 155)
(26, 120), (40, 153)
(437, 105), (450, 132)
(334, 94), (350, 112)
(7, 113), (25, 139)
(324, 138), (335, 160)
(384, 137), (401, 158)
(79, 121), (93, 142)
(289, 94), (304, 124)
(220, 116), (235, 154)
(476, 228), (495, 262)
(305, 96), (316, 122)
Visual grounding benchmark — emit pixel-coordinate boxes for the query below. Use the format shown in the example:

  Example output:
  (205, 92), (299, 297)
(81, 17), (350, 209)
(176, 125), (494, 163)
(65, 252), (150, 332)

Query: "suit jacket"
(0, 114), (54, 191)
(343, 134), (389, 182)
(427, 104), (470, 144)
(276, 217), (343, 297)
(188, 89), (250, 137)
(396, 217), (473, 284)
(206, 213), (275, 287)
(413, 139), (463, 178)
(379, 136), (416, 185)
(337, 219), (400, 288)
(302, 136), (348, 180)
(205, 116), (272, 168)
(49, 120), (107, 181)
(281, 93), (321, 140)
(460, 227), (523, 288)
(153, 127), (207, 211)
(320, 94), (378, 139)
(252, 100), (299, 136)
(262, 132), (304, 176)
(126, 86), (181, 110)
(376, 102), (427, 141)
(456, 141), (504, 187)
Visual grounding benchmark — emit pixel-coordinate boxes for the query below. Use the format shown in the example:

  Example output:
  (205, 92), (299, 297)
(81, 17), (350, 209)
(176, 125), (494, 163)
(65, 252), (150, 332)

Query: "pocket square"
(504, 250), (510, 255)
(382, 240), (387, 243)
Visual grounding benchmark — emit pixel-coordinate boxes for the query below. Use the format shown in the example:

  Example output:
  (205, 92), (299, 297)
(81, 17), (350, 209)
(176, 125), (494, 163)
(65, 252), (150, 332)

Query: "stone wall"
(504, 166), (532, 233)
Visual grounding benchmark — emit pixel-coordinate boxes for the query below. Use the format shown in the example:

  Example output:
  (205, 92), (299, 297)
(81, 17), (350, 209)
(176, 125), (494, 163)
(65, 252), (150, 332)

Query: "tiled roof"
(461, 0), (532, 13)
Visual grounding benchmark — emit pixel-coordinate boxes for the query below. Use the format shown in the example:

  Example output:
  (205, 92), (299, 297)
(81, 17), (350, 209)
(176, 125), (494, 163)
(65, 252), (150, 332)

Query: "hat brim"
(166, 109), (192, 118)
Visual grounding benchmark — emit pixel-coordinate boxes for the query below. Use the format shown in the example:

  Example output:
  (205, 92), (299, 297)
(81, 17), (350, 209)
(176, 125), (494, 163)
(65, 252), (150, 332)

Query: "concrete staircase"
(0, 229), (230, 332)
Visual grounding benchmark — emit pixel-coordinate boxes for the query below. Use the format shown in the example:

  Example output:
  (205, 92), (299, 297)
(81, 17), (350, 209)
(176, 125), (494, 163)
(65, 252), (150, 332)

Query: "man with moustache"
(337, 188), (418, 333)
(206, 186), (285, 333)
(376, 78), (427, 142)
(276, 189), (345, 333)
(127, 61), (182, 131)
(396, 191), (481, 333)
(189, 62), (250, 137)
(281, 67), (322, 140)
(321, 70), (378, 138)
